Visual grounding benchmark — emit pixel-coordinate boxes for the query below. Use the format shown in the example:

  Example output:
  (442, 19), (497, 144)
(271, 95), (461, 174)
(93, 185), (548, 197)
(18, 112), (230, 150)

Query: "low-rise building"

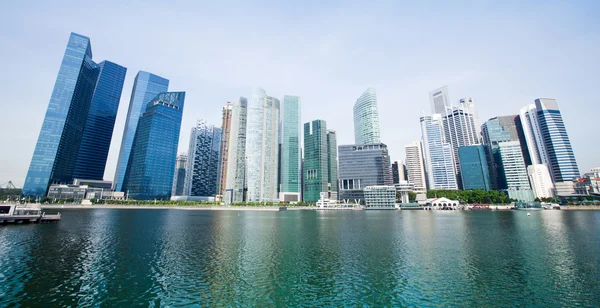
(363, 186), (396, 209)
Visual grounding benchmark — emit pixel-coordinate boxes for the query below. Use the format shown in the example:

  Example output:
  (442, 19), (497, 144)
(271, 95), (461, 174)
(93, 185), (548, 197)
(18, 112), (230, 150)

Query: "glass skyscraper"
(246, 88), (280, 202)
(430, 85), (451, 115)
(23, 33), (126, 196)
(217, 103), (233, 199)
(73, 61), (127, 180)
(224, 97), (248, 204)
(534, 98), (580, 182)
(172, 154), (187, 196)
(280, 95), (301, 202)
(420, 114), (457, 190)
(458, 145), (491, 191)
(183, 120), (222, 197)
(123, 92), (185, 200)
(114, 71), (169, 192)
(338, 143), (393, 203)
(327, 130), (339, 200)
(303, 120), (328, 202)
(353, 87), (381, 145)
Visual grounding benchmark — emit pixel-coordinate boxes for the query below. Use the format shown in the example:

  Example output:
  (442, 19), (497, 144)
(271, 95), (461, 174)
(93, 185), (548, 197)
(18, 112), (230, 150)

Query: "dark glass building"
(123, 92), (185, 200)
(23, 33), (125, 196)
(458, 145), (491, 191)
(303, 120), (328, 202)
(114, 71), (169, 192)
(183, 121), (222, 197)
(338, 143), (393, 203)
(73, 61), (127, 180)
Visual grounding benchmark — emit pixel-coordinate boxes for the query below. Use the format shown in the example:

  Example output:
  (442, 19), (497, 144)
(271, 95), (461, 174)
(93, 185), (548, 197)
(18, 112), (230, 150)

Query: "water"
(1, 209), (600, 306)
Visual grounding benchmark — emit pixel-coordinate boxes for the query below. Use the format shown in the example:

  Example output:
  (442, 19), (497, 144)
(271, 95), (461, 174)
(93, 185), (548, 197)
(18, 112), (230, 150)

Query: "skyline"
(2, 1), (600, 187)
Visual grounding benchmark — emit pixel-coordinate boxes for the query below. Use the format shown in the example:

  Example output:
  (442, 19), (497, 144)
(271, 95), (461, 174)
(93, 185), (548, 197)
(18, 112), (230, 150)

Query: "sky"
(1, 0), (599, 187)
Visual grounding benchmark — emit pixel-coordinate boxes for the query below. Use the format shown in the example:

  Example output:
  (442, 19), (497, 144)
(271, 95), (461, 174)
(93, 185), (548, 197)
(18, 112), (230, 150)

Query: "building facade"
(123, 92), (185, 200)
(184, 120), (222, 197)
(405, 142), (427, 193)
(534, 98), (580, 183)
(338, 143), (393, 203)
(430, 85), (451, 115)
(458, 145), (491, 191)
(246, 88), (280, 202)
(73, 61), (127, 181)
(420, 114), (458, 190)
(224, 97), (248, 204)
(327, 130), (339, 200)
(527, 164), (554, 199)
(280, 95), (302, 202)
(114, 71), (169, 192)
(24, 33), (126, 196)
(353, 87), (381, 145)
(217, 103), (232, 199)
(172, 154), (187, 196)
(498, 141), (533, 201)
(363, 186), (396, 208)
(303, 120), (328, 202)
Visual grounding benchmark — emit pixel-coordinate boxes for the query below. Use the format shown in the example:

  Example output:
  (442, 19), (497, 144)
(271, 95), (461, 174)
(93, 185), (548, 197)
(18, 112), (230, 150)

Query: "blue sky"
(1, 0), (599, 187)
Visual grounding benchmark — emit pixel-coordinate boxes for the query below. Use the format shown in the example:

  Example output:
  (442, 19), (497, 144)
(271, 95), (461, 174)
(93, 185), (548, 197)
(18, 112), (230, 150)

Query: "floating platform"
(0, 204), (61, 224)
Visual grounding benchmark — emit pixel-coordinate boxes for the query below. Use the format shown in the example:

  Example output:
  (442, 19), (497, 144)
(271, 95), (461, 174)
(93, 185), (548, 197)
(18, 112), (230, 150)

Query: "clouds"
(0, 0), (599, 186)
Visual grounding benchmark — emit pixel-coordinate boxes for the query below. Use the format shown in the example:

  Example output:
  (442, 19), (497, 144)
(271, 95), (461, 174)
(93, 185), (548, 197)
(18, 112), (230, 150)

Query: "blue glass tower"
(113, 71), (169, 192)
(23, 33), (119, 196)
(458, 145), (491, 191)
(124, 92), (185, 200)
(535, 98), (580, 182)
(73, 61), (127, 180)
(184, 121), (222, 197)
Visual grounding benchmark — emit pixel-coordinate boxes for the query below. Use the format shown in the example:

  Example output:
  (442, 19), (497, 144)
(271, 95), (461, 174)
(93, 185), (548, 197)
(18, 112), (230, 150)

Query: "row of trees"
(426, 190), (512, 204)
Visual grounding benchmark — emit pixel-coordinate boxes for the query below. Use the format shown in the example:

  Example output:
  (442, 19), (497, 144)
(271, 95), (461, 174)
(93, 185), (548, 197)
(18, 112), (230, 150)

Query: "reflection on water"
(1, 209), (599, 306)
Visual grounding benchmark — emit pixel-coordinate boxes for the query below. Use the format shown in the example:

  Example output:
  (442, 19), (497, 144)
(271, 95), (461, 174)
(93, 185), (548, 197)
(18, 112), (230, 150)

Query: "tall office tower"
(497, 141), (533, 201)
(443, 98), (480, 187)
(114, 71), (169, 192)
(24, 33), (126, 196)
(458, 145), (491, 191)
(353, 87), (381, 145)
(224, 97), (248, 204)
(392, 161), (400, 184)
(217, 102), (233, 199)
(183, 120), (222, 197)
(327, 130), (339, 200)
(279, 95), (301, 202)
(123, 92), (185, 200)
(338, 143), (393, 203)
(534, 98), (580, 183)
(303, 120), (328, 202)
(73, 61), (127, 181)
(527, 164), (554, 199)
(482, 116), (532, 190)
(420, 115), (458, 190)
(246, 88), (280, 202)
(519, 104), (547, 165)
(172, 154), (188, 196)
(405, 142), (427, 193)
(430, 85), (451, 115)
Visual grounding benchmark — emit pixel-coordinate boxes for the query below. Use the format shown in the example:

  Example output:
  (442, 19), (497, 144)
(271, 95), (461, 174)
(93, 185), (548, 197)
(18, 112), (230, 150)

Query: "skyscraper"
(224, 97), (248, 204)
(184, 120), (222, 197)
(534, 98), (580, 182)
(123, 92), (185, 200)
(303, 120), (328, 202)
(443, 97), (481, 187)
(280, 95), (301, 202)
(498, 141), (533, 201)
(405, 142), (427, 193)
(338, 143), (393, 203)
(172, 154), (187, 196)
(519, 104), (547, 165)
(353, 87), (381, 145)
(24, 33), (126, 196)
(458, 145), (491, 191)
(327, 130), (339, 200)
(73, 61), (127, 181)
(217, 102), (233, 199)
(430, 85), (451, 115)
(482, 116), (533, 190)
(114, 71), (169, 192)
(246, 88), (280, 202)
(420, 114), (458, 190)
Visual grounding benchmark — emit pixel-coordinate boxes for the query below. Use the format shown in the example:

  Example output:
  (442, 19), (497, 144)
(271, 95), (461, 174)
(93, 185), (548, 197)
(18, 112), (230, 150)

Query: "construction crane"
(0, 181), (19, 190)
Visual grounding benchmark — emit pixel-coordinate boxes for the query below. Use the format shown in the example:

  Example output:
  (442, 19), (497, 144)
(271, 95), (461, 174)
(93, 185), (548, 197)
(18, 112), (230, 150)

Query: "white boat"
(0, 204), (61, 224)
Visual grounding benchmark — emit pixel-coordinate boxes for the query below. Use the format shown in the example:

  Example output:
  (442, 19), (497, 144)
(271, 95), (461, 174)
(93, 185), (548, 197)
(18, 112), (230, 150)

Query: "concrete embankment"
(40, 205), (314, 211)
(560, 205), (600, 210)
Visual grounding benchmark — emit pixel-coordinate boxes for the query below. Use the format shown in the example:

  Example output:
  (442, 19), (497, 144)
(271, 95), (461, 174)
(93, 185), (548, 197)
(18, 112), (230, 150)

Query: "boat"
(0, 204), (61, 224)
